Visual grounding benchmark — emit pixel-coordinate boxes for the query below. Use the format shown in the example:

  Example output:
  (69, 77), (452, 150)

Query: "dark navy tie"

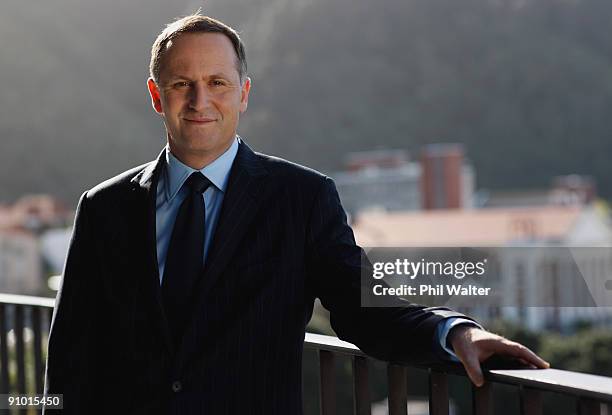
(162, 171), (211, 345)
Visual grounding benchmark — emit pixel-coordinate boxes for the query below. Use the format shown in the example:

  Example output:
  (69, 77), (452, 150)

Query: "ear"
(239, 77), (251, 113)
(147, 78), (163, 114)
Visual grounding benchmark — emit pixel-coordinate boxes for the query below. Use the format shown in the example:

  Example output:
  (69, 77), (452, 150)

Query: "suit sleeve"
(307, 177), (478, 364)
(44, 191), (101, 414)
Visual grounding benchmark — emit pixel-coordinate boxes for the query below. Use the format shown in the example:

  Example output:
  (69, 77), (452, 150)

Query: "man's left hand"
(449, 326), (550, 387)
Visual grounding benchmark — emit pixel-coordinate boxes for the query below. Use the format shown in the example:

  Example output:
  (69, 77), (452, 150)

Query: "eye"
(211, 79), (226, 87)
(173, 81), (190, 88)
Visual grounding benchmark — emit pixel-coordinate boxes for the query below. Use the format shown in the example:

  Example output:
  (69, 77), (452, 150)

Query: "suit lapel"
(200, 140), (268, 299)
(130, 149), (175, 355)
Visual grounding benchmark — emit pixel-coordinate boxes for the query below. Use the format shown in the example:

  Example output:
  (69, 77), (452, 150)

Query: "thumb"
(462, 352), (484, 387)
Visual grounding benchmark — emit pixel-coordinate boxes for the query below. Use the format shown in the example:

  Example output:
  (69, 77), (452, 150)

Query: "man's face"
(147, 32), (251, 168)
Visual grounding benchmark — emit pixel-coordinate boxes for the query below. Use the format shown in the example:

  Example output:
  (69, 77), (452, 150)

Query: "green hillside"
(2, 0), (612, 203)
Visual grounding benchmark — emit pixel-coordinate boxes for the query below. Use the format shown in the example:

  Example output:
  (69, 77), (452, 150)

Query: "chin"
(171, 133), (232, 154)
(182, 135), (218, 150)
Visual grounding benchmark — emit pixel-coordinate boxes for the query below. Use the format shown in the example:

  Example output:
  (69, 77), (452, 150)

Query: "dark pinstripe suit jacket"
(44, 141), (473, 414)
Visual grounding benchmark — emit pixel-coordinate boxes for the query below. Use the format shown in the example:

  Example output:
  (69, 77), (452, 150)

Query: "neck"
(167, 139), (234, 170)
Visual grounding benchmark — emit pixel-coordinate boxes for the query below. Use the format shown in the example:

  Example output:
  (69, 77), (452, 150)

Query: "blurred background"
(1, 0), (612, 413)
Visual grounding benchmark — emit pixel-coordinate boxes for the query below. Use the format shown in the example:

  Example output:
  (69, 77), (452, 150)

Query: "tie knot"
(185, 172), (211, 194)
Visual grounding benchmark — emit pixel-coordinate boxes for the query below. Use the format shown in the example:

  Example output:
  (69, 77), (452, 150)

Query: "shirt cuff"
(436, 317), (484, 362)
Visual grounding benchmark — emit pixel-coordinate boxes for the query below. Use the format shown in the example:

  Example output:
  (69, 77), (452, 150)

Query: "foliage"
(3, 0), (612, 202)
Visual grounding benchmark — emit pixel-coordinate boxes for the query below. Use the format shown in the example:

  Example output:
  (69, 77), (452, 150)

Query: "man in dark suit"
(44, 13), (548, 414)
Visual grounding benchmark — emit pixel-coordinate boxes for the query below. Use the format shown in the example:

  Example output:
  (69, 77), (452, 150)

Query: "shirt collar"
(164, 137), (239, 202)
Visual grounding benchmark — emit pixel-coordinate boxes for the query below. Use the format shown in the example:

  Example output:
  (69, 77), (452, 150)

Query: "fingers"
(518, 359), (532, 368)
(517, 358), (537, 369)
(521, 347), (550, 369)
(496, 341), (550, 369)
(452, 328), (551, 388)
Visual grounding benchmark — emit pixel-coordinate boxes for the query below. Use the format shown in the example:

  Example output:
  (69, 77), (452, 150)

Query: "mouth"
(184, 117), (216, 124)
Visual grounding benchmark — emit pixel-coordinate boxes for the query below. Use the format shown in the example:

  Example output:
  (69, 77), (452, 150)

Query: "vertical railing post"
(577, 398), (602, 415)
(32, 306), (44, 393)
(14, 306), (26, 394)
(0, 304), (9, 393)
(520, 386), (542, 415)
(352, 356), (370, 415)
(472, 382), (492, 415)
(319, 350), (336, 415)
(429, 370), (449, 415)
(387, 364), (407, 415)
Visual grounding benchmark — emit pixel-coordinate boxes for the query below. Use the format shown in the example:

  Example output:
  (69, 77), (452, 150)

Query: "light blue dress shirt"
(154, 136), (479, 359)
(156, 137), (239, 283)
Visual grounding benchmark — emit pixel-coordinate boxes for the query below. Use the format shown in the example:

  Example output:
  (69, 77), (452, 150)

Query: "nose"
(188, 82), (210, 112)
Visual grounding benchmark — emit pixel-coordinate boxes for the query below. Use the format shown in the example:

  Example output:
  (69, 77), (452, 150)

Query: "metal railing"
(0, 294), (54, 401)
(304, 333), (612, 415)
(1, 293), (612, 414)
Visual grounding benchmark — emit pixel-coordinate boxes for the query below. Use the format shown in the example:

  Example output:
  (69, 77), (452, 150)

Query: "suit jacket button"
(172, 380), (182, 392)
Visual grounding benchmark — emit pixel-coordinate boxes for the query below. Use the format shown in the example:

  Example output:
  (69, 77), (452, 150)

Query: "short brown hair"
(150, 13), (247, 83)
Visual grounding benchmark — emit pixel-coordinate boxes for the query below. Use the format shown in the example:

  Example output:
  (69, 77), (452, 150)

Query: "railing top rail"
(0, 293), (55, 308)
(305, 333), (612, 403)
(488, 368), (612, 403)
